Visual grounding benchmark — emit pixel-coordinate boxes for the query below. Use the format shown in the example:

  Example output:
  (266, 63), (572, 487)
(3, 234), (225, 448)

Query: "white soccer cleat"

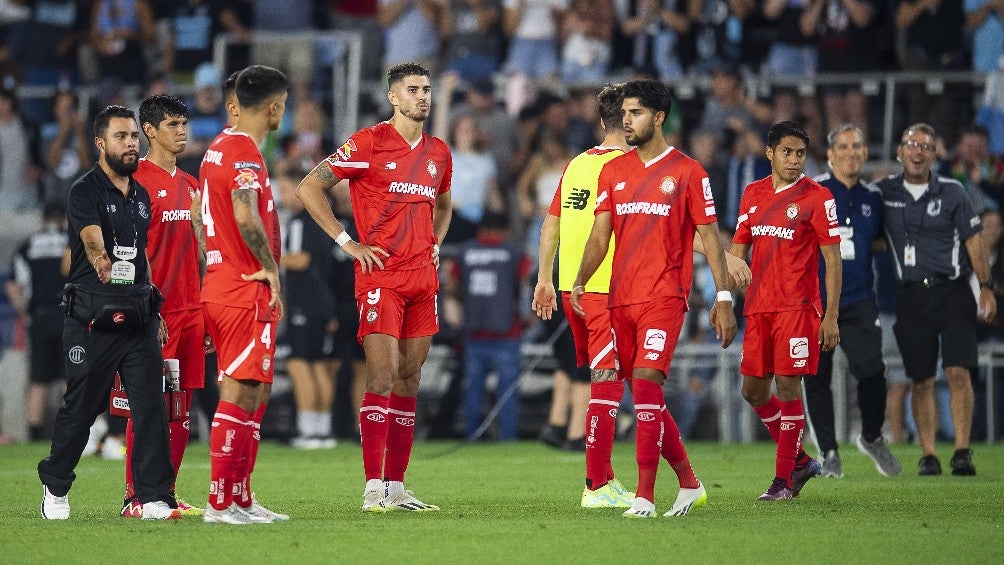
(383, 490), (440, 512)
(81, 417), (108, 457)
(141, 500), (182, 520)
(249, 493), (289, 521)
(622, 497), (656, 518)
(41, 485), (69, 520)
(203, 503), (271, 524)
(664, 482), (708, 517)
(361, 489), (386, 513)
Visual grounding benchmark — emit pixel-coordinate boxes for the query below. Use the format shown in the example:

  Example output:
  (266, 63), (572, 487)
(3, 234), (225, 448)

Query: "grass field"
(2, 439), (1002, 564)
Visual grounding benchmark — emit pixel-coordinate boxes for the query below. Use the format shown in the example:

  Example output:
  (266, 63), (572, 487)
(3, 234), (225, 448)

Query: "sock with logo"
(661, 406), (699, 489)
(777, 398), (806, 488)
(754, 395), (810, 467)
(168, 390), (192, 481)
(359, 392), (390, 481)
(632, 379), (664, 503)
(585, 381), (622, 490)
(384, 393), (417, 483)
(234, 403), (266, 507)
(208, 401), (251, 511)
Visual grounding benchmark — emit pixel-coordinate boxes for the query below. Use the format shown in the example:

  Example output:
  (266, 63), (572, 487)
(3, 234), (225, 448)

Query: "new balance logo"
(157, 190), (167, 198)
(793, 359), (807, 368)
(385, 162), (397, 170)
(614, 182), (626, 191)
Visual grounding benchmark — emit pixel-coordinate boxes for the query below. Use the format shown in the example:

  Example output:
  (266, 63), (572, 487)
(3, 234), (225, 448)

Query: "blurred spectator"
(443, 0), (504, 82)
(722, 127), (771, 230)
(697, 60), (767, 145)
(761, 0), (822, 152)
(0, 87), (41, 213)
(378, 0), (446, 74)
(803, 0), (880, 142)
(565, 86), (602, 152)
(687, 0), (750, 73)
(329, 0), (383, 81)
(688, 129), (729, 222)
(279, 96), (333, 173)
(448, 212), (531, 440)
(252, 0), (314, 89)
(978, 62), (1004, 154)
(38, 90), (90, 204)
(215, 0), (253, 74)
(536, 289), (590, 450)
(177, 63), (225, 176)
(5, 201), (67, 441)
(938, 124), (1004, 209)
(559, 0), (614, 84)
(88, 0), (155, 85)
(517, 127), (573, 262)
(965, 0), (1004, 73)
(616, 0), (689, 79)
(503, 0), (568, 81)
(164, 0), (219, 83)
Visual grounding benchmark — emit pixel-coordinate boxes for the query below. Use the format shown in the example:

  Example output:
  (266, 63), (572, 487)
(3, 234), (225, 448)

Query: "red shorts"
(741, 310), (821, 377)
(562, 291), (616, 371)
(609, 298), (686, 377)
(162, 308), (205, 389)
(355, 266), (439, 342)
(202, 302), (276, 384)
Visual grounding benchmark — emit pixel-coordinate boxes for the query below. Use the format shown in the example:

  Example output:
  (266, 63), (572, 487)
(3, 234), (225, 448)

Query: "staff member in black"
(38, 106), (180, 520)
(878, 123), (997, 477)
(808, 124), (902, 478)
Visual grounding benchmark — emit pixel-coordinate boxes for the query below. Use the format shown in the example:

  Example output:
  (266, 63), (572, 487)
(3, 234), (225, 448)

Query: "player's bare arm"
(966, 232), (997, 323)
(296, 162), (388, 273)
(190, 192), (207, 277)
(432, 191), (452, 269)
(232, 188), (281, 310)
(819, 242), (842, 352)
(80, 225), (111, 284)
(532, 213), (560, 320)
(696, 223), (738, 348)
(571, 211), (612, 317)
(694, 231), (751, 290)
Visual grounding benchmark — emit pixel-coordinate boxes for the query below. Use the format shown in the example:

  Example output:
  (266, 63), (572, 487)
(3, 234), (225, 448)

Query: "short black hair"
(767, 120), (809, 149)
(93, 105), (136, 138)
(235, 65), (288, 110)
(597, 83), (625, 132)
(139, 94), (188, 134)
(621, 79), (673, 116)
(223, 70), (239, 100)
(387, 62), (430, 89)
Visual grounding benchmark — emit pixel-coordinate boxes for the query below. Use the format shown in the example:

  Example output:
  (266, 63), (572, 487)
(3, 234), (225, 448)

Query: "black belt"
(902, 275), (952, 288)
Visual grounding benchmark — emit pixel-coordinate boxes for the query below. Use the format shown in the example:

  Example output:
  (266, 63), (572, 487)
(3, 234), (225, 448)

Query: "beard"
(105, 152), (138, 177)
(400, 105), (430, 122)
(626, 124), (653, 147)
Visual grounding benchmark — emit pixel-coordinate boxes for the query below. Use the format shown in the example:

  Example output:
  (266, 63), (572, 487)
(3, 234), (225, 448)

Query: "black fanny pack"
(59, 283), (164, 332)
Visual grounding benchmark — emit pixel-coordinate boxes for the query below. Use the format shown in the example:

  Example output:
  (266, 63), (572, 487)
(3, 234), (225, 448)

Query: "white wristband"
(335, 231), (352, 247)
(716, 290), (733, 303)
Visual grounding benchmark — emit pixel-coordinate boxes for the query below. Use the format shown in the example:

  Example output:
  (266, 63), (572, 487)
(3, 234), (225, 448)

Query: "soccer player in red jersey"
(572, 79), (738, 518)
(118, 94), (205, 517)
(195, 65), (289, 524)
(729, 120), (842, 501)
(296, 62), (452, 512)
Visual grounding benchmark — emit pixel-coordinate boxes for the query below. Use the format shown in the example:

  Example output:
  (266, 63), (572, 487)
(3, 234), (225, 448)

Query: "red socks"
(123, 390), (192, 500)
(777, 399), (806, 487)
(208, 401), (252, 511)
(632, 379), (664, 502)
(233, 403), (266, 508)
(661, 407), (699, 489)
(384, 393), (417, 482)
(753, 396), (783, 443)
(585, 381), (622, 490)
(359, 392), (390, 481)
(754, 395), (810, 480)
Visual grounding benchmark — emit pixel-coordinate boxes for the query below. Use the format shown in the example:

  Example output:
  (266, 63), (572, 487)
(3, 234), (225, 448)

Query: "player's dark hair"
(387, 62), (430, 88)
(139, 94), (188, 134)
(621, 79), (673, 116)
(767, 120), (809, 149)
(93, 105), (136, 138)
(235, 65), (288, 110)
(597, 83), (624, 132)
(223, 70), (239, 100)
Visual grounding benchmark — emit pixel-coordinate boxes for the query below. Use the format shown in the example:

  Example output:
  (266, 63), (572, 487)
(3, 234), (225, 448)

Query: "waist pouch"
(59, 283), (164, 332)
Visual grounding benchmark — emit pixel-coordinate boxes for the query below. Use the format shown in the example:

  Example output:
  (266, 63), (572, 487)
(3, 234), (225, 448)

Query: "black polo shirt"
(65, 165), (151, 285)
(877, 174), (981, 283)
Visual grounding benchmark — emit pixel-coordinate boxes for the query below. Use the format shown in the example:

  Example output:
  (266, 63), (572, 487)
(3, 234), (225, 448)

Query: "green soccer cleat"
(581, 481), (634, 508)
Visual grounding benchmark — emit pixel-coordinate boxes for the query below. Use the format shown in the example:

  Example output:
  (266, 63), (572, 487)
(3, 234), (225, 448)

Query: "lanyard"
(101, 183), (139, 252)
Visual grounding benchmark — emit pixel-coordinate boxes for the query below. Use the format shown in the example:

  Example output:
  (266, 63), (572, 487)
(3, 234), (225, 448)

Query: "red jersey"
(325, 121), (452, 273)
(595, 147), (717, 307)
(135, 159), (201, 313)
(198, 129), (281, 312)
(733, 174), (840, 315)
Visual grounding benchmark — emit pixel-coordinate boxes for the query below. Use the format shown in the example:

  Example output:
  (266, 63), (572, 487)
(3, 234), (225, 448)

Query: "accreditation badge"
(838, 226), (855, 261)
(903, 244), (916, 267)
(110, 260), (136, 284)
(113, 245), (138, 260)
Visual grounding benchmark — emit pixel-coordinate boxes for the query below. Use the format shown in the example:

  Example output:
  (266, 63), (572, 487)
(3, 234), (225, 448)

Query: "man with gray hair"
(805, 124), (901, 478)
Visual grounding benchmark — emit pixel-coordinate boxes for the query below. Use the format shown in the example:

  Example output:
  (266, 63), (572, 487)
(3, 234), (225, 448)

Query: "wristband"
(716, 290), (733, 303)
(335, 231), (352, 247)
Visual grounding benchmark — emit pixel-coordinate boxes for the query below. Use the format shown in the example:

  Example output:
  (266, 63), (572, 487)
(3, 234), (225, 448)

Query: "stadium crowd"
(1, 0), (1003, 456)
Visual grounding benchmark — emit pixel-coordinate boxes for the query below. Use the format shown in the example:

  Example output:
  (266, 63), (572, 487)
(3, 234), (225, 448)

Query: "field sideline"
(1, 440), (1002, 564)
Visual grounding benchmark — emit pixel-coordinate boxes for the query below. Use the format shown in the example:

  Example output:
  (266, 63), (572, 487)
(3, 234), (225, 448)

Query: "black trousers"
(805, 299), (887, 454)
(38, 316), (175, 504)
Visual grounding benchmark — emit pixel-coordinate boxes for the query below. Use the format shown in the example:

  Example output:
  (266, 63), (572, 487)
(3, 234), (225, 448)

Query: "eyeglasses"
(901, 140), (935, 152)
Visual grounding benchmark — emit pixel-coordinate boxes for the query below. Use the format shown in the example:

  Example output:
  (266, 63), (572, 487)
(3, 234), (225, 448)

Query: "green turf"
(2, 439), (1002, 564)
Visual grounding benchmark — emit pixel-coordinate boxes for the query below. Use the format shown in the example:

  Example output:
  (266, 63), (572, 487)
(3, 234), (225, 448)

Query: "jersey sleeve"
(325, 129), (373, 180)
(66, 183), (102, 235)
(951, 184), (982, 240)
(686, 161), (717, 225)
(814, 191), (841, 245)
(733, 186), (753, 244)
(439, 146), (453, 195)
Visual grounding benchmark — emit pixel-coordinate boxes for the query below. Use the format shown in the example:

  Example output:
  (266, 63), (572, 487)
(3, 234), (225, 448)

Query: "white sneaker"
(203, 503), (271, 524)
(664, 482), (708, 517)
(81, 417), (108, 457)
(383, 490), (440, 511)
(361, 489), (386, 512)
(249, 493), (289, 521)
(141, 500), (182, 520)
(41, 486), (69, 520)
(622, 496), (656, 518)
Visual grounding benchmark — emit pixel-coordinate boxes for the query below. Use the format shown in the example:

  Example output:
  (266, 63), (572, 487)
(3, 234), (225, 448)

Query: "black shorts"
(29, 312), (65, 383)
(285, 312), (329, 361)
(893, 279), (978, 381)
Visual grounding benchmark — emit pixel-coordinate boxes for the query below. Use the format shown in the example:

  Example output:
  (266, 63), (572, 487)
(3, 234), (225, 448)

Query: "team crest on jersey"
(659, 176), (676, 195)
(366, 306), (378, 323)
(138, 201), (149, 219)
(427, 160), (438, 178)
(927, 198), (942, 217)
(786, 203), (800, 220)
(234, 168), (262, 190)
(336, 139), (357, 160)
(262, 354), (271, 371)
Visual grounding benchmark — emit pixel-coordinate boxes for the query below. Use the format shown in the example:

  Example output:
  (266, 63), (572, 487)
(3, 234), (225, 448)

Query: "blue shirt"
(816, 172), (883, 308)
